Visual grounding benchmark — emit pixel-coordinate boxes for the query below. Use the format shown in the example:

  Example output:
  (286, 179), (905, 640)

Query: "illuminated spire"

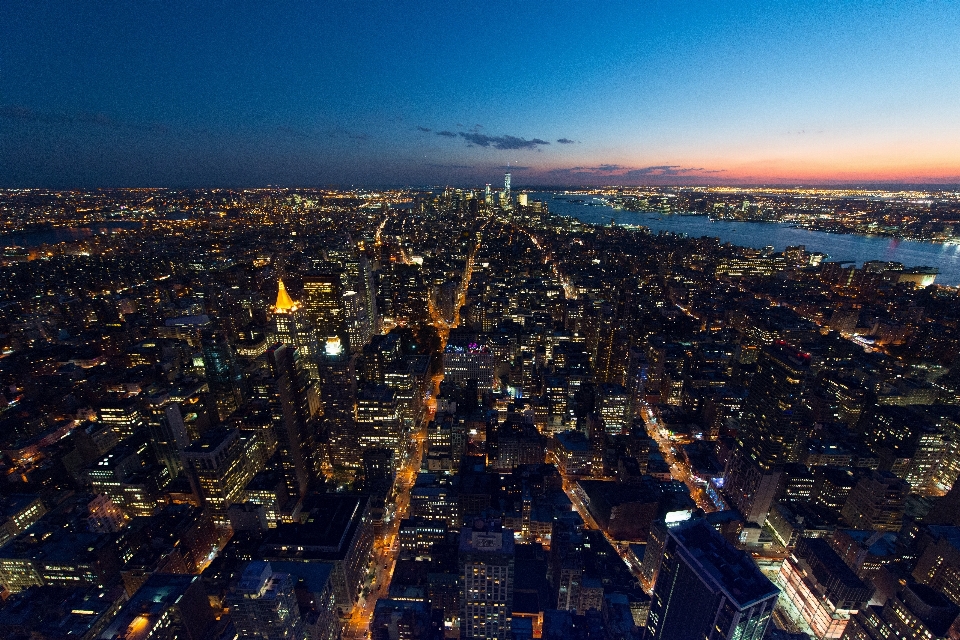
(275, 278), (296, 312)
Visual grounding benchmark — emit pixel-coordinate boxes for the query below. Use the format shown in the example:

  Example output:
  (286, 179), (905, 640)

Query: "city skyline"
(5, 3), (960, 637)
(2, 186), (960, 639)
(3, 1), (960, 187)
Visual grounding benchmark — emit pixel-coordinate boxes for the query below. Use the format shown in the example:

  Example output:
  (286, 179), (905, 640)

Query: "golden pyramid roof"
(275, 278), (296, 312)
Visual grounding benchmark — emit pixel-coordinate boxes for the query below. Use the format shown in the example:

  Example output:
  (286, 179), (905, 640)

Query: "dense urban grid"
(0, 179), (960, 640)
(3, 185), (960, 243)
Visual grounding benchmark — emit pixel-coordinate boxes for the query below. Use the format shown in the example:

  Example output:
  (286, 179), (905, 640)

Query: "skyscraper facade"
(460, 527), (515, 640)
(201, 326), (244, 419)
(303, 272), (346, 343)
(144, 392), (190, 479)
(739, 342), (812, 470)
(320, 348), (360, 471)
(723, 342), (812, 524)
(254, 343), (321, 501)
(271, 279), (320, 380)
(355, 384), (402, 464)
(181, 427), (258, 524)
(645, 520), (779, 640)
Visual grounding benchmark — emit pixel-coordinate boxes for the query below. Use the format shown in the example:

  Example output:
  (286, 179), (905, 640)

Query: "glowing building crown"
(275, 279), (297, 312)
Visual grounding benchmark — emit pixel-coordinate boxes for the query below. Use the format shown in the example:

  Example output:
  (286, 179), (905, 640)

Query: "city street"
(341, 215), (482, 639)
(341, 422), (428, 640)
(640, 401), (718, 513)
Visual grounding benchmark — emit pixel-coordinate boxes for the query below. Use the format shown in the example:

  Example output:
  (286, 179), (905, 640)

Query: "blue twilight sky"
(2, 0), (959, 187)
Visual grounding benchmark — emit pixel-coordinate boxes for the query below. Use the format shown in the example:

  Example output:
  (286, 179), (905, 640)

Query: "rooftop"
(672, 519), (779, 608)
(459, 527), (516, 556)
(261, 494), (368, 558)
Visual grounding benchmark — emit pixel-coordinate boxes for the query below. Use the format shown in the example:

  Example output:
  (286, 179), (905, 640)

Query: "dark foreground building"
(645, 519), (779, 640)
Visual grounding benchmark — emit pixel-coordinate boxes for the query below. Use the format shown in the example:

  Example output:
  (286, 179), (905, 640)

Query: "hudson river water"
(1, 217), (189, 249)
(532, 192), (960, 286)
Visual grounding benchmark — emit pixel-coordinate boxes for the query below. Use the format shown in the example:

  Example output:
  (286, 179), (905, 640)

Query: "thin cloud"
(429, 126), (562, 151)
(458, 132), (550, 150)
(547, 164), (623, 176)
(556, 138), (576, 144)
(544, 164), (726, 183)
(417, 126), (432, 132)
(498, 165), (532, 171)
(622, 165), (726, 178)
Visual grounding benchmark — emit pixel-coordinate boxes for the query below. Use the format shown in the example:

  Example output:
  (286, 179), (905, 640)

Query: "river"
(0, 215), (195, 249)
(0, 222), (146, 247)
(531, 192), (960, 286)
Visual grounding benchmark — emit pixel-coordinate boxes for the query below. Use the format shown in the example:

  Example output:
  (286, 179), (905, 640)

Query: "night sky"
(3, 1), (959, 187)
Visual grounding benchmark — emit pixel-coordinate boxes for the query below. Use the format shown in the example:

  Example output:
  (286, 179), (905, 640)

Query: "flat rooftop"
(261, 494), (368, 558)
(672, 519), (779, 608)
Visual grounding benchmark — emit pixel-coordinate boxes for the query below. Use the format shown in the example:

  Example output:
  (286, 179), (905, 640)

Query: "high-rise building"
(361, 447), (395, 491)
(811, 465), (857, 511)
(911, 527), (960, 606)
(323, 247), (377, 345)
(341, 289), (369, 354)
(359, 252), (379, 338)
(167, 382), (220, 441)
(303, 272), (346, 343)
(860, 405), (948, 496)
(271, 279), (320, 380)
(722, 445), (783, 525)
(724, 342), (813, 525)
(777, 537), (873, 639)
(639, 518), (681, 592)
(738, 342), (812, 470)
(0, 496), (47, 548)
(144, 392), (190, 479)
(355, 384), (402, 466)
(86, 437), (166, 517)
(840, 471), (908, 533)
(181, 427), (258, 524)
(320, 347), (360, 471)
(253, 344), (321, 501)
(842, 583), (959, 640)
(438, 280), (458, 325)
(98, 400), (144, 440)
(645, 520), (779, 640)
(363, 332), (403, 385)
(228, 561), (304, 640)
(598, 383), (632, 435)
(920, 406), (960, 493)
(443, 340), (495, 399)
(384, 356), (429, 430)
(459, 527), (516, 640)
(260, 495), (374, 609)
(201, 326), (244, 419)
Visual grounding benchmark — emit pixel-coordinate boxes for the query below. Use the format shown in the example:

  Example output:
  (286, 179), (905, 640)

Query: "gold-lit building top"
(274, 278), (297, 312)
